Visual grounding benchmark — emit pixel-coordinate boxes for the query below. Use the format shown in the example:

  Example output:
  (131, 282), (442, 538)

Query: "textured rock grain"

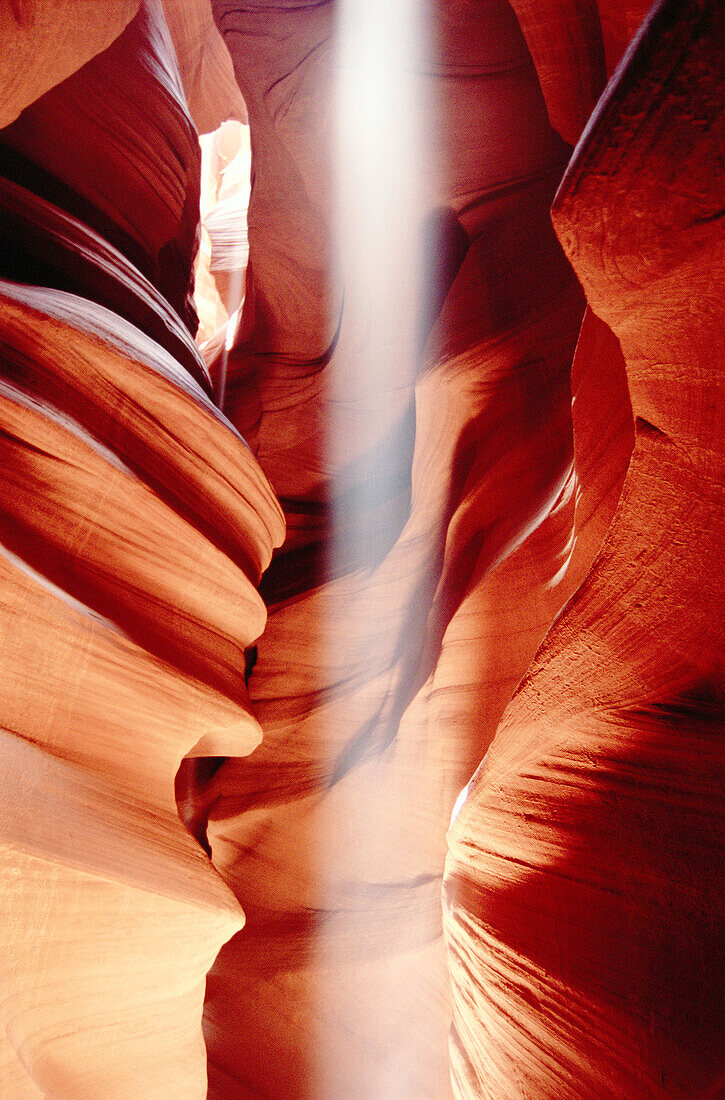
(445, 2), (725, 1096)
(0, 5), (283, 1096)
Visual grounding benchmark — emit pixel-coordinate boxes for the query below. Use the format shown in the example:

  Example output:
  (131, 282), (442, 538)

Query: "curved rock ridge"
(0, 2), (284, 1096)
(445, 1), (724, 1096)
(0, 716), (244, 1099)
(0, 283), (283, 591)
(0, 0), (140, 130)
(506, 0), (652, 146)
(0, 289), (283, 1096)
(0, 175), (212, 392)
(161, 0), (247, 135)
(0, 1), (202, 333)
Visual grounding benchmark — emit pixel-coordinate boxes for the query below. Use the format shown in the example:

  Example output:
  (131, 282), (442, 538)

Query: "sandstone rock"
(0, 5), (283, 1096)
(445, 2), (725, 1095)
(1, 2), (202, 332)
(1, 0), (722, 1096)
(161, 0), (246, 135)
(0, 0), (139, 129)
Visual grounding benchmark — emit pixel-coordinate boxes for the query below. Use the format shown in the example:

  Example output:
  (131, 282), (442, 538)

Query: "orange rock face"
(0, 4), (283, 1097)
(445, 2), (725, 1097)
(0, 0), (722, 1097)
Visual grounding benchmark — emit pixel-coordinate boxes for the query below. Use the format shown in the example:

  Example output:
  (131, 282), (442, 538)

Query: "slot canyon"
(0, 0), (723, 1097)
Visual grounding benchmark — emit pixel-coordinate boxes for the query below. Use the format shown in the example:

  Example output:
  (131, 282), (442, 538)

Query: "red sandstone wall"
(0, 0), (722, 1097)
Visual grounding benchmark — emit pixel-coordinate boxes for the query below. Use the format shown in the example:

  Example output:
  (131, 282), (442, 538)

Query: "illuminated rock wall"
(0, 0), (721, 1097)
(0, 4), (283, 1097)
(445, 2), (725, 1096)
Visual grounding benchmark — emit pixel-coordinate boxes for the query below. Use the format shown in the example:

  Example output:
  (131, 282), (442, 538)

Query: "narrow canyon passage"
(0, 1), (722, 1098)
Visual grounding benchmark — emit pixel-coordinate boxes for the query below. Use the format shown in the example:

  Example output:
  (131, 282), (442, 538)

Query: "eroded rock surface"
(0, 4), (283, 1097)
(445, 2), (725, 1095)
(1, 0), (722, 1097)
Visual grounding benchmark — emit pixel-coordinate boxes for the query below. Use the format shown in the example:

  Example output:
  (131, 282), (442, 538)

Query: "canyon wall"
(445, 1), (725, 1096)
(0, 5), (283, 1097)
(0, 0), (722, 1097)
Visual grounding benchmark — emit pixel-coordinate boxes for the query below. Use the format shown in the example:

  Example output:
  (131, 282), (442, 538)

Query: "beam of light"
(315, 1), (439, 1096)
(331, 0), (433, 502)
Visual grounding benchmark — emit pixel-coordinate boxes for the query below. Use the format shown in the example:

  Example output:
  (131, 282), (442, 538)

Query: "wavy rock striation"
(1, 0), (722, 1096)
(0, 3), (283, 1097)
(444, 2), (725, 1096)
(0, 0), (140, 130)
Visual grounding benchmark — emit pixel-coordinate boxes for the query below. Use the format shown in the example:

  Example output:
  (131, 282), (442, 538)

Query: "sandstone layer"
(445, 1), (725, 1096)
(0, 5), (283, 1097)
(1, 0), (722, 1097)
